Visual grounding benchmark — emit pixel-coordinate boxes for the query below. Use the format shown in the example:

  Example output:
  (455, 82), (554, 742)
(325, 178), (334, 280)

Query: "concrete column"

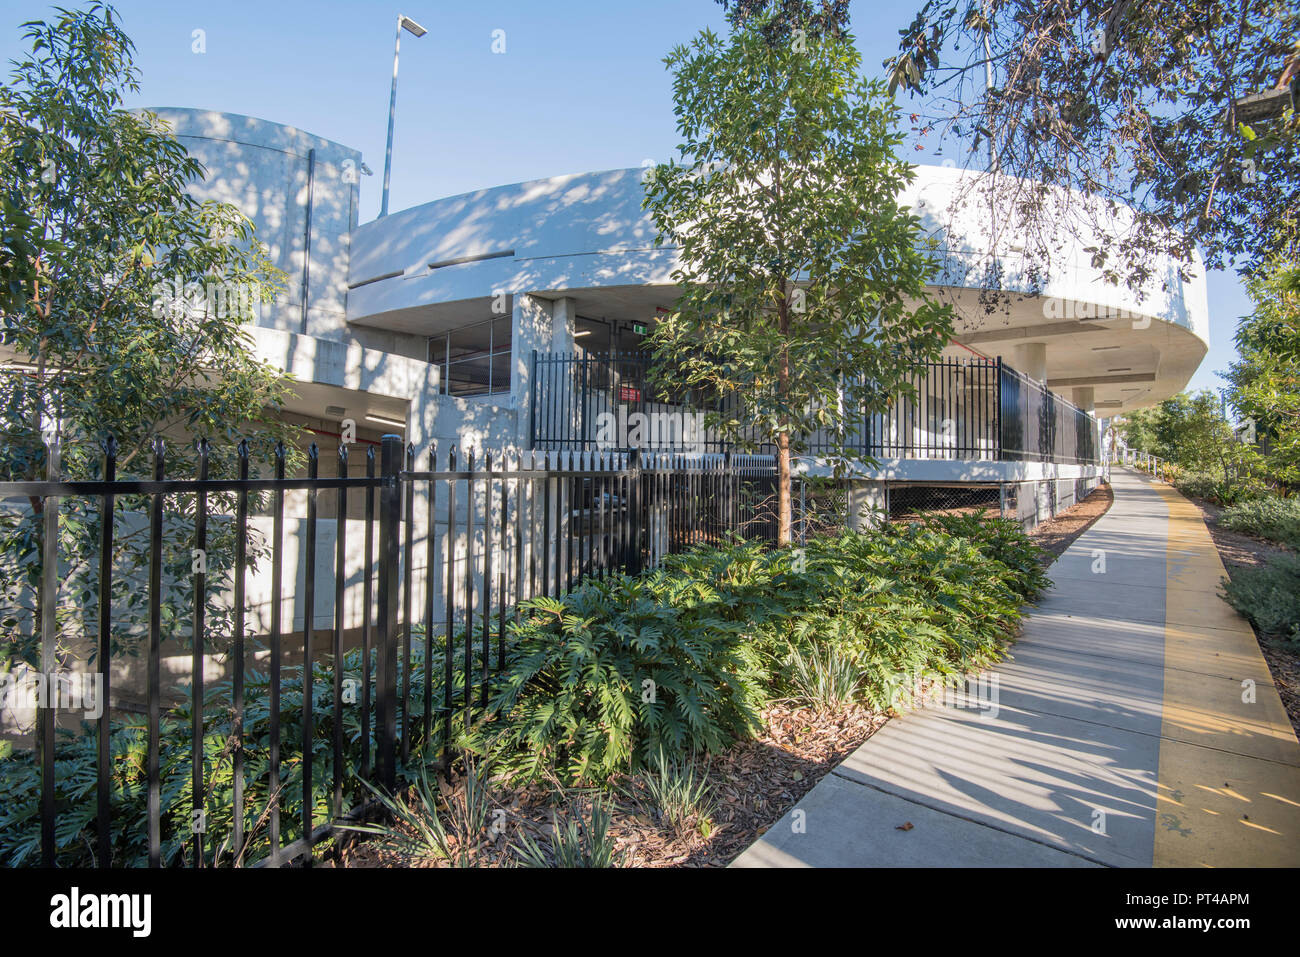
(1072, 386), (1095, 415)
(1011, 342), (1047, 382)
(551, 296), (578, 353)
(511, 294), (553, 450)
(848, 481), (888, 530)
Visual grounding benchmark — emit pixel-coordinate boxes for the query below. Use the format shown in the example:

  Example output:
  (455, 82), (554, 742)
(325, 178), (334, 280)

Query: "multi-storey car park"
(152, 107), (1207, 526)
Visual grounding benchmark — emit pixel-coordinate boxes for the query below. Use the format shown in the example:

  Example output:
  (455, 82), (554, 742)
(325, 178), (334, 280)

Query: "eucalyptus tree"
(644, 12), (952, 544)
(0, 4), (302, 671)
(885, 0), (1300, 293)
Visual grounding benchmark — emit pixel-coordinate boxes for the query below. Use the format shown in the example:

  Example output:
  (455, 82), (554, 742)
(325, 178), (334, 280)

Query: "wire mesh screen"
(886, 483), (1006, 522)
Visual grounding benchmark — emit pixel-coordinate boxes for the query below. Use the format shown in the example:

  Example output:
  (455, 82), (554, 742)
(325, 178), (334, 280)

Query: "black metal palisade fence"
(1, 435), (779, 868)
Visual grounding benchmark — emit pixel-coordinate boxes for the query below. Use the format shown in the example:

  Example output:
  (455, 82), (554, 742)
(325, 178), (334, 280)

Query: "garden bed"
(338, 702), (889, 868)
(1184, 495), (1300, 740)
(1026, 483), (1113, 563)
(337, 496), (1115, 869)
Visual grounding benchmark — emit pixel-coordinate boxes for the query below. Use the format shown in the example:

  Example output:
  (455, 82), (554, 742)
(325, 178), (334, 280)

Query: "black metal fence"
(531, 351), (1100, 466)
(844, 357), (1000, 460)
(0, 436), (779, 868)
(530, 350), (743, 453)
(998, 363), (1099, 466)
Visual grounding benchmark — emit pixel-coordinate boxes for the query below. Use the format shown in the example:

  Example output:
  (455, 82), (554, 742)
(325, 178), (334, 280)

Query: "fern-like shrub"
(486, 520), (1050, 781)
(919, 511), (1054, 600)
(752, 525), (1038, 712)
(484, 573), (767, 784)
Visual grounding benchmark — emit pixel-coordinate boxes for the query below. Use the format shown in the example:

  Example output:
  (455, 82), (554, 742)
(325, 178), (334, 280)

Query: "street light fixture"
(379, 14), (427, 218)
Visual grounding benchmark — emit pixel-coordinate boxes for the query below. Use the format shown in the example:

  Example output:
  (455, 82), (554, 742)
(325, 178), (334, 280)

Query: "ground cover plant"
(1218, 497), (1300, 549)
(1222, 553), (1300, 642)
(1175, 471), (1275, 508)
(2, 513), (1052, 867)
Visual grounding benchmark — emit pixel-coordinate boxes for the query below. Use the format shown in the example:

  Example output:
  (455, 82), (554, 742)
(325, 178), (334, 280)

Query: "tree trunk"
(777, 292), (793, 545)
(777, 430), (792, 545)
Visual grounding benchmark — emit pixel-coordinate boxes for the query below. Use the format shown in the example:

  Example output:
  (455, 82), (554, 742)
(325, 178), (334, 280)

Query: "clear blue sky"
(2, 0), (1249, 399)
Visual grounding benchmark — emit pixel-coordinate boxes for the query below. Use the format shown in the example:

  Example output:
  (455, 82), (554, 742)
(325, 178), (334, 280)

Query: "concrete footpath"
(733, 469), (1300, 867)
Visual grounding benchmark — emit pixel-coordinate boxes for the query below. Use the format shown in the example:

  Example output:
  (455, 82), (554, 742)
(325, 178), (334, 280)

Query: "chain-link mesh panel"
(886, 483), (1006, 522)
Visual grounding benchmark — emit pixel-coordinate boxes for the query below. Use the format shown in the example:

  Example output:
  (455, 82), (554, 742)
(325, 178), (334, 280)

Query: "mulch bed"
(337, 493), (1116, 869)
(1027, 484), (1114, 563)
(1183, 495), (1300, 741)
(337, 702), (888, 868)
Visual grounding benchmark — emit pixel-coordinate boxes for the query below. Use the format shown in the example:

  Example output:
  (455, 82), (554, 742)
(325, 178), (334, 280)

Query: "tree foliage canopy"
(0, 1), (300, 482)
(1226, 223), (1300, 484)
(716, 0), (851, 41)
(646, 14), (952, 541)
(0, 4), (302, 672)
(886, 1), (1299, 290)
(1117, 389), (1261, 485)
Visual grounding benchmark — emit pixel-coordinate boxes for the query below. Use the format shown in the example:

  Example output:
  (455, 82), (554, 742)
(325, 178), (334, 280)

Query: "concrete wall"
(148, 107), (430, 363)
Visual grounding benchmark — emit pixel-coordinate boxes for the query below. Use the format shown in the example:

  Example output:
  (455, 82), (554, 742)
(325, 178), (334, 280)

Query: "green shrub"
(1175, 471), (1272, 507)
(1219, 497), (1300, 549)
(1174, 472), (1220, 501)
(0, 644), (457, 868)
(484, 520), (1051, 783)
(1222, 554), (1300, 641)
(920, 510), (1054, 599)
(484, 572), (768, 785)
(755, 526), (1036, 712)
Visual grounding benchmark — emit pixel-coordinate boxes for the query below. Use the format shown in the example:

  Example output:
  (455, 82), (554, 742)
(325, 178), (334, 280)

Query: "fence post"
(994, 357), (1003, 460)
(375, 434), (403, 791)
(580, 352), (590, 448)
(627, 447), (643, 575)
(529, 349), (538, 450)
(38, 423), (60, 867)
(723, 451), (734, 535)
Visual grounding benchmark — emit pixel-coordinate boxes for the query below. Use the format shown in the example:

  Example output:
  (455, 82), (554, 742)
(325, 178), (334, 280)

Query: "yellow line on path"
(1152, 483), (1300, 866)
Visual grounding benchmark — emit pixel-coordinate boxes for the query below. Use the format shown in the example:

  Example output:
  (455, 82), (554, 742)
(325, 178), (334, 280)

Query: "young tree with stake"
(644, 10), (953, 544)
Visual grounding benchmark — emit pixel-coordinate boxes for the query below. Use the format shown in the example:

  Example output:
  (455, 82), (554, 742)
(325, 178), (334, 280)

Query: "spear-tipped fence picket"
(0, 435), (778, 867)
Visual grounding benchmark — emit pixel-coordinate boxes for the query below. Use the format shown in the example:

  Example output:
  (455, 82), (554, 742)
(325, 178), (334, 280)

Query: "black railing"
(997, 363), (1099, 465)
(0, 436), (778, 868)
(840, 356), (1000, 460)
(530, 350), (745, 453)
(531, 351), (1100, 466)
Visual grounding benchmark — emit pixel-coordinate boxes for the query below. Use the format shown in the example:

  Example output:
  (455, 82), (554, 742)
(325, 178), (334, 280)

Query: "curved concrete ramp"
(732, 470), (1300, 867)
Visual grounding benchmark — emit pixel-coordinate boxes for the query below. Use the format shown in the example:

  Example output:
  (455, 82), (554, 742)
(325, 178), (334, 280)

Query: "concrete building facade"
(158, 106), (1209, 528)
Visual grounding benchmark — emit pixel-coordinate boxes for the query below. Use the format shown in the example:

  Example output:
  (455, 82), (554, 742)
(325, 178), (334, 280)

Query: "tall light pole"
(380, 14), (427, 219)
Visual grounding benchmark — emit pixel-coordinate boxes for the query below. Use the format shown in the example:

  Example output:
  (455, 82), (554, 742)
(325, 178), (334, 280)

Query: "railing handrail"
(997, 361), (1092, 419)
(531, 349), (1101, 466)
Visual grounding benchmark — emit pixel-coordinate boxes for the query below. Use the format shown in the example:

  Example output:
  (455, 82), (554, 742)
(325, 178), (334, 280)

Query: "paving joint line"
(824, 767), (1125, 868)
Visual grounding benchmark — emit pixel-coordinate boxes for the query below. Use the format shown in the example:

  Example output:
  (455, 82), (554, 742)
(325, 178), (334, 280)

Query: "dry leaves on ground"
(338, 702), (889, 869)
